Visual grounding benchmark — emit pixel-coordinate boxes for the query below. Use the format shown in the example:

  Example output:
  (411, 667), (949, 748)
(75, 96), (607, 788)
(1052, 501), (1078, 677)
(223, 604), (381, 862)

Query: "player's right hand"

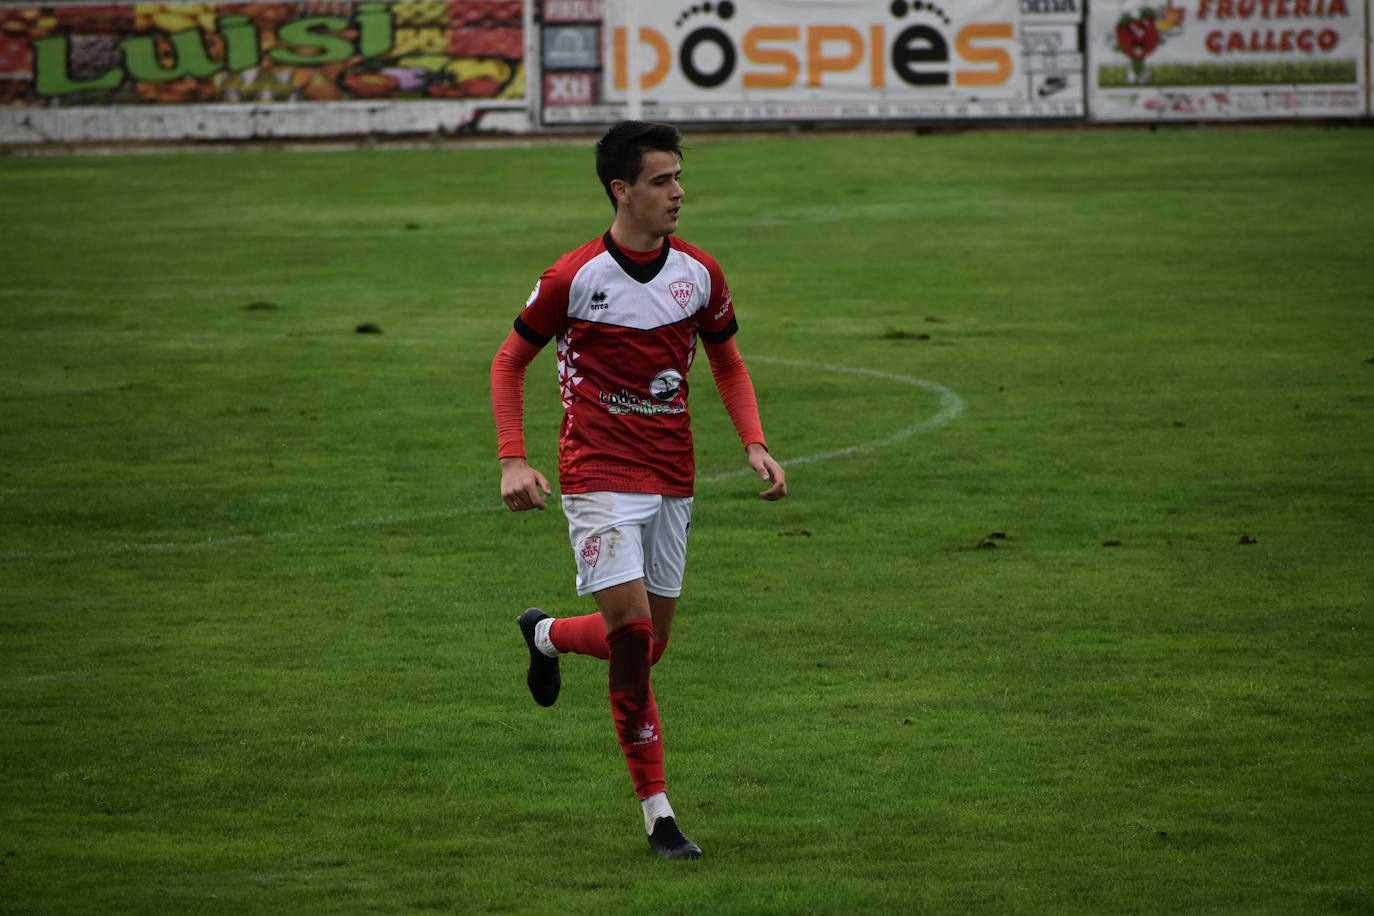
(499, 458), (552, 511)
(746, 444), (788, 501)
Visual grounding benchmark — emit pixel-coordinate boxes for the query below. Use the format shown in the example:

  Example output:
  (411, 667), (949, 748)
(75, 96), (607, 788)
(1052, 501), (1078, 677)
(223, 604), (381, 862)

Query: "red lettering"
(1218, 0), (1235, 15)
(1260, 0), (1274, 15)
(1199, 0), (1214, 17)
(1205, 26), (1342, 53)
(1275, 0), (1289, 15)
(1238, 0), (1256, 16)
(1328, 0), (1347, 15)
(1292, 0), (1310, 14)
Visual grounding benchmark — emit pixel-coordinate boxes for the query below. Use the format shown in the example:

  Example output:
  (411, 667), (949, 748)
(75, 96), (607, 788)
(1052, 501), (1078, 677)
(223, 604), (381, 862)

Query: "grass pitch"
(2, 126), (1372, 914)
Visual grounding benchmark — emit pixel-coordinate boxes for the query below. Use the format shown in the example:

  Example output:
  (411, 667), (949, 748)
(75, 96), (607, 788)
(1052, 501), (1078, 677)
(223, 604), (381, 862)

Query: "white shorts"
(562, 491), (694, 598)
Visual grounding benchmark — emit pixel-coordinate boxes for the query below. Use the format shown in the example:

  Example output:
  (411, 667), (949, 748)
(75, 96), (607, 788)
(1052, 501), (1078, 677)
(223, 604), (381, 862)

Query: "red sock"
(549, 613), (609, 660)
(607, 619), (665, 800)
(551, 614), (671, 667)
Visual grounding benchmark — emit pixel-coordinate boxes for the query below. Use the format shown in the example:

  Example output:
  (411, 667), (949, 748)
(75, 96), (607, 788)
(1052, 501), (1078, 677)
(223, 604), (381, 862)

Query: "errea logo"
(590, 289), (609, 310)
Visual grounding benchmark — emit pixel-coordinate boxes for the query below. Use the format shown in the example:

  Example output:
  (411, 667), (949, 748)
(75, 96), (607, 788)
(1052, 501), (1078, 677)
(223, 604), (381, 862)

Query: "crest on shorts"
(668, 281), (695, 309)
(578, 535), (602, 568)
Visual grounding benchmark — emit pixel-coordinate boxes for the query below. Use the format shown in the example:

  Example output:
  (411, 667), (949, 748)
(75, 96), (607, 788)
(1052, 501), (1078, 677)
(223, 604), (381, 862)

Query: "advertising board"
(1086, 0), (1366, 118)
(0, 1), (528, 144)
(542, 0), (1085, 124)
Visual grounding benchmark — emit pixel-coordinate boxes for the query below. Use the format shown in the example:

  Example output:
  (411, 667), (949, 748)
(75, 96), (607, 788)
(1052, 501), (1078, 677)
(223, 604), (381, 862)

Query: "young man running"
(490, 120), (787, 860)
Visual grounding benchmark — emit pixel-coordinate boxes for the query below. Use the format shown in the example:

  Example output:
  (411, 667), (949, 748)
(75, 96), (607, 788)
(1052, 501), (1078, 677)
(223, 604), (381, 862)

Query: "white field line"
(4, 357), (963, 561)
(698, 355), (966, 483)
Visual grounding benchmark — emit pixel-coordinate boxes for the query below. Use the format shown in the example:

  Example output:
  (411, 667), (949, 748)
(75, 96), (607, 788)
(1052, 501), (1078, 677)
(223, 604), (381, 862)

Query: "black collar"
(603, 231), (670, 284)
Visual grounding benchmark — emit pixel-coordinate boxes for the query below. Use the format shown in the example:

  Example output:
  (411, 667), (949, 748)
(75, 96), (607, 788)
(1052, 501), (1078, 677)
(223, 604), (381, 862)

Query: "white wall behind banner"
(1086, 0), (1367, 119)
(542, 0), (1085, 125)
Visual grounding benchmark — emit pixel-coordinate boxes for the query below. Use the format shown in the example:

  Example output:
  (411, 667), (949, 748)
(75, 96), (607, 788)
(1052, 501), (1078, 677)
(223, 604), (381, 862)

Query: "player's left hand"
(746, 443), (787, 501)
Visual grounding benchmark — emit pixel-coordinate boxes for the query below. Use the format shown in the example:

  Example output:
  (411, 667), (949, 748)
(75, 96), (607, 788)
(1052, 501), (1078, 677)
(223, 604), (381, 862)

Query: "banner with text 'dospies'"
(541, 0), (1085, 124)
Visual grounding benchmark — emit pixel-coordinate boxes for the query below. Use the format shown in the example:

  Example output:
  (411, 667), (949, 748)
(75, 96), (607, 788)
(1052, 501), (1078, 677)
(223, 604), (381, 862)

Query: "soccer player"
(489, 120), (787, 859)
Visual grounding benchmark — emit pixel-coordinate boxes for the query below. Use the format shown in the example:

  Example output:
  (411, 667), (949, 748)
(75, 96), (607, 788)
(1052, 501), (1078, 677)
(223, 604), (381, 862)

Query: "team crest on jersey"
(578, 535), (602, 568)
(668, 281), (695, 309)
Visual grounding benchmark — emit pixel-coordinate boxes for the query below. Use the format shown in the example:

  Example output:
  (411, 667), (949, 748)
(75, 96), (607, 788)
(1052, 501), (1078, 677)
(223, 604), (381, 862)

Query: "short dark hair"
(595, 120), (683, 209)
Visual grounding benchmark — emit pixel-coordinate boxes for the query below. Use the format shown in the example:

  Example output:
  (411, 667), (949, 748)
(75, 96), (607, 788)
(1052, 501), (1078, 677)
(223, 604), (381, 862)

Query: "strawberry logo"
(1113, 3), (1184, 84)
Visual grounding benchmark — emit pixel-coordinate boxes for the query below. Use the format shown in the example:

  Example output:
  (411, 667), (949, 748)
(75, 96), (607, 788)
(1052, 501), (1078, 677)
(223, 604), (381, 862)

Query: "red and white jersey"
(514, 232), (738, 497)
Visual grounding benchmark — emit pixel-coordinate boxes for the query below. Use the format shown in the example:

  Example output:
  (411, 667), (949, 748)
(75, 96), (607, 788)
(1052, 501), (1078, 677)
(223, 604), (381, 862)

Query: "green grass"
(2, 126), (1373, 914)
(1098, 59), (1358, 86)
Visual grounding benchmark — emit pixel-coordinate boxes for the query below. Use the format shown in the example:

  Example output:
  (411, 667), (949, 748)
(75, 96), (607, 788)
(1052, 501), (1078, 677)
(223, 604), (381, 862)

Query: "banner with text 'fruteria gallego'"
(0, 2), (529, 145)
(1086, 0), (1367, 119)
(541, 0), (1085, 125)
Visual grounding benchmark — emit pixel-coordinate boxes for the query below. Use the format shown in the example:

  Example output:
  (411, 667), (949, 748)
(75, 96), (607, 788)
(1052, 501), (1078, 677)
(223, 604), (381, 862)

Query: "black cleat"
(648, 817), (703, 860)
(517, 608), (560, 707)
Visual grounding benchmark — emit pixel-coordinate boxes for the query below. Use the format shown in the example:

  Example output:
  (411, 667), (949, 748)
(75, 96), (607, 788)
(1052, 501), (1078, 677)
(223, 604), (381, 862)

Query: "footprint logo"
(675, 1), (737, 29)
(888, 0), (952, 27)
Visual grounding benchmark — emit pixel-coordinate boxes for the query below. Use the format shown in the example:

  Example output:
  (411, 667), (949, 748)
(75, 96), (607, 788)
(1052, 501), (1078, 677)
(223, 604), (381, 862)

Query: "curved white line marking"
(698, 355), (965, 484)
(4, 358), (963, 560)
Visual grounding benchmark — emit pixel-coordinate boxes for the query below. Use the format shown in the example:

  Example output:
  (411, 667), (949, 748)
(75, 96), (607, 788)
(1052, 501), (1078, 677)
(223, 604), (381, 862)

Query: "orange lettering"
(870, 25), (885, 87)
(806, 25), (864, 87)
(743, 26), (800, 88)
(954, 24), (1013, 87)
(613, 27), (671, 90)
